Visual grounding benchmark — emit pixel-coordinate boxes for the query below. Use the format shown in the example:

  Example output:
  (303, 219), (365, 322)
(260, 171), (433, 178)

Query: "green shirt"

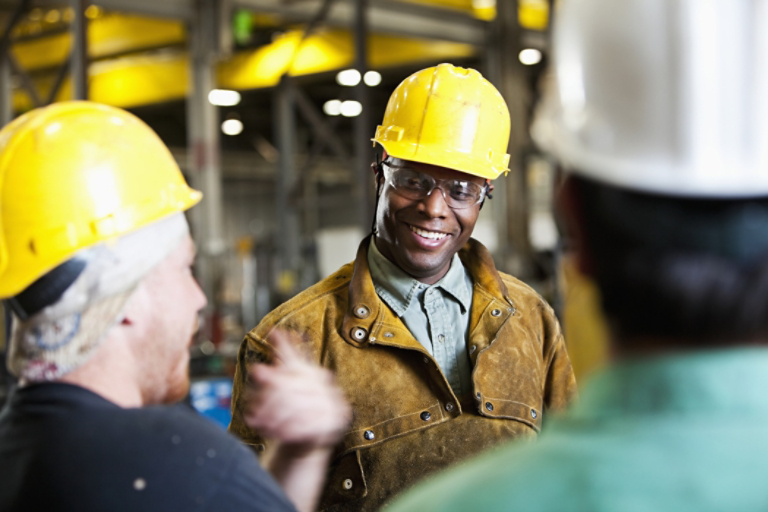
(368, 238), (473, 395)
(386, 347), (768, 512)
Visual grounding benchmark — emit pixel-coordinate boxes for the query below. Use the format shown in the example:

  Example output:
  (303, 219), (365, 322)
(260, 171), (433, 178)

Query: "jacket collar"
(367, 238), (471, 317)
(341, 236), (513, 349)
(457, 238), (511, 304)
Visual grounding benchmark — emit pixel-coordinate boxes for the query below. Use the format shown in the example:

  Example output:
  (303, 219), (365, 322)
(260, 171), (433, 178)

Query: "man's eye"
(401, 176), (428, 189)
(451, 183), (479, 200)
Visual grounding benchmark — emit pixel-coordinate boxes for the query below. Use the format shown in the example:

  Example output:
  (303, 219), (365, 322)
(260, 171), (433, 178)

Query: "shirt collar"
(571, 347), (768, 419)
(367, 238), (471, 317)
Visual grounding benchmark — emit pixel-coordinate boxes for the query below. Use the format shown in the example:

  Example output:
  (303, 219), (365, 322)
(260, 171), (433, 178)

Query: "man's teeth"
(409, 225), (447, 240)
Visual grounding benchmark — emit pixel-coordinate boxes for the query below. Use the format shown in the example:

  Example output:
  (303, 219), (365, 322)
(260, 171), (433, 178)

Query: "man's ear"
(117, 287), (143, 326)
(557, 176), (595, 277)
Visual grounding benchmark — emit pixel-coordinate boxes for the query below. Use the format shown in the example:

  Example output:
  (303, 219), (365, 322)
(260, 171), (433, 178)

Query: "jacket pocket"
(319, 451), (367, 510)
(337, 402), (446, 455)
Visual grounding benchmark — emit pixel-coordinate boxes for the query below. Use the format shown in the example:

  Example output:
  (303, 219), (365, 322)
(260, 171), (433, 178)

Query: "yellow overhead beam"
(397, 0), (495, 20)
(11, 13), (186, 72)
(13, 52), (189, 111)
(220, 29), (476, 90)
(400, 0), (550, 27)
(13, 28), (475, 111)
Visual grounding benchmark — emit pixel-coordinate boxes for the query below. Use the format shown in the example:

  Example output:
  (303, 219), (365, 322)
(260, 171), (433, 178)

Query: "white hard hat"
(532, 0), (768, 197)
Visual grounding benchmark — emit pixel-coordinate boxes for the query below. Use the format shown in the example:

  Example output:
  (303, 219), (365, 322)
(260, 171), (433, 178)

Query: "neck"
(58, 335), (145, 408)
(413, 267), (449, 285)
(372, 236), (451, 285)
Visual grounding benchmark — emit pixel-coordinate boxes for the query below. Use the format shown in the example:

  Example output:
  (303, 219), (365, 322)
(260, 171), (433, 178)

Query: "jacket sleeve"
(541, 304), (578, 412)
(228, 332), (273, 454)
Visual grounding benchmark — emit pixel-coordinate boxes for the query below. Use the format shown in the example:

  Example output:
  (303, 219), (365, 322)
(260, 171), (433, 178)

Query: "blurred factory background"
(0, 0), (607, 426)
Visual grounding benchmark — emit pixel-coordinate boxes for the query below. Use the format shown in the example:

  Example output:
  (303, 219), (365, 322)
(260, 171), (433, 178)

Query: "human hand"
(242, 328), (351, 450)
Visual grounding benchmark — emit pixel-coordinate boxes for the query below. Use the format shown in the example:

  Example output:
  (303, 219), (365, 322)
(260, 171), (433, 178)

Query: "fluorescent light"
(519, 48), (542, 66)
(221, 119), (244, 136)
(208, 89), (241, 107)
(340, 100), (362, 117)
(336, 69), (361, 87)
(323, 99), (342, 116)
(364, 71), (382, 87)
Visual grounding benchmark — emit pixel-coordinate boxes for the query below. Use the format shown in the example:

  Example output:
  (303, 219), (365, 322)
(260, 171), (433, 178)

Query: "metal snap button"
(384, 332), (394, 338)
(364, 430), (375, 440)
(445, 402), (455, 412)
(469, 345), (477, 354)
(485, 402), (494, 412)
(420, 411), (431, 421)
(491, 309), (502, 317)
(437, 334), (445, 343)
(351, 327), (367, 341)
(354, 306), (370, 319)
(343, 479), (353, 490)
(476, 392), (482, 400)
(531, 409), (537, 419)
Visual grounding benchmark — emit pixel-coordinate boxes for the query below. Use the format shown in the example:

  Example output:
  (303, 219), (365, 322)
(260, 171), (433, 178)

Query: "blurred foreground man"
(230, 64), (576, 511)
(387, 1), (768, 511)
(0, 102), (349, 512)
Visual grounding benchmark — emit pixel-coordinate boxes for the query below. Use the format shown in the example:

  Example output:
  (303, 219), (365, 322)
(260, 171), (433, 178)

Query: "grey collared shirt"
(368, 239), (473, 396)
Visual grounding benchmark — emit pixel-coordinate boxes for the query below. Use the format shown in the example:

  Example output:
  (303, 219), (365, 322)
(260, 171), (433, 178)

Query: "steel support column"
(274, 76), (301, 287)
(187, 0), (225, 304)
(354, 0), (372, 231)
(70, 0), (89, 99)
(0, 54), (11, 126)
(489, 0), (533, 278)
(0, 0), (30, 125)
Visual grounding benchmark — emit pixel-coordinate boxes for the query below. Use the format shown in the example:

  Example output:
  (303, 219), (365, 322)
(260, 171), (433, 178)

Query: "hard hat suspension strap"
(5, 258), (87, 321)
(371, 151), (384, 235)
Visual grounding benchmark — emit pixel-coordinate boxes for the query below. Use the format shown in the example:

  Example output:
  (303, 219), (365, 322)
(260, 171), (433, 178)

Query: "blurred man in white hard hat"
(0, 102), (350, 512)
(386, 1), (768, 510)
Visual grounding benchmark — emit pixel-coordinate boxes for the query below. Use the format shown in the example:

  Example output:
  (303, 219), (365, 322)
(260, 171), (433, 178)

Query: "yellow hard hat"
(0, 101), (202, 299)
(373, 63), (511, 180)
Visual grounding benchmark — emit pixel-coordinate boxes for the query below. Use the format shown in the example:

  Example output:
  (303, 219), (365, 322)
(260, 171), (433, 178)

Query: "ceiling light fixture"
(519, 48), (543, 66)
(364, 71), (382, 87)
(336, 69), (361, 87)
(340, 100), (363, 117)
(222, 118), (244, 136)
(208, 89), (242, 107)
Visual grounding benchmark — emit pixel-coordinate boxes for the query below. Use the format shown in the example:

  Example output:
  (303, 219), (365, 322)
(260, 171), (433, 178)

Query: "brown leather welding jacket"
(229, 237), (577, 512)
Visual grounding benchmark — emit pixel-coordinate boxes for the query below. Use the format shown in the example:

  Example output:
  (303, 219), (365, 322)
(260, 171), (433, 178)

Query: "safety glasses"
(382, 162), (488, 209)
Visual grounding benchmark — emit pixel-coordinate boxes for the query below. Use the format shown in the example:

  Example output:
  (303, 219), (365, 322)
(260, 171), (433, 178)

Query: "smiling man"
(229, 64), (577, 511)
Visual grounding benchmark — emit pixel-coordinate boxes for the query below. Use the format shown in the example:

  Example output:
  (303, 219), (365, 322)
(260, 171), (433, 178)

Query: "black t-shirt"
(0, 383), (297, 512)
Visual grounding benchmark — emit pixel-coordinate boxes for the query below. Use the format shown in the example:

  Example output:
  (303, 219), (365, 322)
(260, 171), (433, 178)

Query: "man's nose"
(419, 186), (451, 217)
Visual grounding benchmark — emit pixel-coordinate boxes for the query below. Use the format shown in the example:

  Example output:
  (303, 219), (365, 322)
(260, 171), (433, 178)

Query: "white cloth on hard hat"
(8, 213), (190, 382)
